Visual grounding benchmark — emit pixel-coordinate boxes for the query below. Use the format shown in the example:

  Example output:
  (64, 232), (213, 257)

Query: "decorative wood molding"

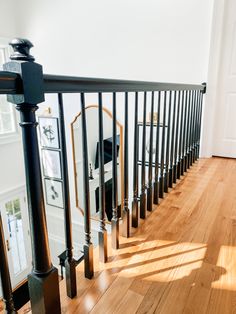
(71, 105), (124, 220)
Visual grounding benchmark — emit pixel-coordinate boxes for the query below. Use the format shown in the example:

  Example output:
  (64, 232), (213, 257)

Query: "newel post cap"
(3, 38), (44, 104)
(201, 82), (207, 94)
(9, 38), (35, 62)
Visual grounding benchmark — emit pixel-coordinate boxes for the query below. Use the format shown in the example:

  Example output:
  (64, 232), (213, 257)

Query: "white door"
(0, 191), (32, 288)
(212, 0), (236, 157)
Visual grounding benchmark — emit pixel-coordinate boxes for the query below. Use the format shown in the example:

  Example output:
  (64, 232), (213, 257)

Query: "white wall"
(0, 139), (25, 192)
(0, 0), (17, 38)
(15, 0), (213, 83)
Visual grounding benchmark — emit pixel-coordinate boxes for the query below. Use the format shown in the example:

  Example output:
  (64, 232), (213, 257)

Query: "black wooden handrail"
(0, 71), (22, 94)
(0, 71), (205, 95)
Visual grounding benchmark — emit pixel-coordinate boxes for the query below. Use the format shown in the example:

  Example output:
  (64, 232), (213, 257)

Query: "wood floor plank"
(13, 157), (236, 314)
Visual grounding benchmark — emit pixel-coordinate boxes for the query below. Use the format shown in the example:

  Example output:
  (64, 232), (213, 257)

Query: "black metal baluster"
(153, 91), (161, 204)
(147, 91), (155, 211)
(182, 90), (188, 173)
(196, 92), (202, 159)
(193, 91), (200, 161)
(58, 93), (77, 298)
(169, 91), (177, 188)
(187, 91), (192, 167)
(187, 91), (193, 169)
(140, 92), (147, 218)
(180, 91), (187, 175)
(80, 93), (94, 278)
(177, 91), (183, 179)
(132, 92), (140, 227)
(179, 90), (185, 176)
(191, 90), (198, 163)
(0, 213), (17, 313)
(4, 39), (61, 313)
(98, 93), (108, 261)
(123, 92), (130, 237)
(194, 91), (201, 160)
(190, 91), (197, 165)
(159, 91), (167, 198)
(164, 91), (172, 192)
(111, 92), (119, 249)
(186, 91), (191, 171)
(197, 83), (206, 159)
(189, 91), (196, 167)
(173, 91), (181, 183)
(197, 85), (205, 158)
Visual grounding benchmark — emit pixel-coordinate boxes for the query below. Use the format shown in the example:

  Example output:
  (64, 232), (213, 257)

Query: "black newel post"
(4, 39), (61, 314)
(0, 214), (17, 313)
(58, 94), (77, 298)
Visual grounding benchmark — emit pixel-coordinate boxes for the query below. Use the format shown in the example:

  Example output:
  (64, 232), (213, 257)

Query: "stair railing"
(0, 38), (206, 314)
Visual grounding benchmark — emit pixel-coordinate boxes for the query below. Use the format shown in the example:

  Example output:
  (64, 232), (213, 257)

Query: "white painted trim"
(0, 183), (26, 200)
(201, 0), (227, 157)
(0, 132), (21, 146)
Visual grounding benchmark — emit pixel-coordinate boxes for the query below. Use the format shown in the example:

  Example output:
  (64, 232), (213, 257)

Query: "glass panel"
(13, 198), (20, 213)
(5, 198), (27, 275)
(5, 201), (13, 215)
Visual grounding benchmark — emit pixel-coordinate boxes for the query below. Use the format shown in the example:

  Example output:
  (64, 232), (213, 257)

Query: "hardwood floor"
(18, 157), (236, 313)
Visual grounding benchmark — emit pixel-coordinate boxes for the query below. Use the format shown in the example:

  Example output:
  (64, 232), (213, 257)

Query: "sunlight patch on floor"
(211, 245), (236, 291)
(116, 241), (207, 282)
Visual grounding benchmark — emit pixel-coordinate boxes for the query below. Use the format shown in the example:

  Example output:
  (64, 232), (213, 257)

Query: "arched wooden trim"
(71, 104), (124, 220)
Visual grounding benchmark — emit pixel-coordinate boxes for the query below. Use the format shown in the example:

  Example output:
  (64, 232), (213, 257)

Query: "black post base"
(99, 230), (108, 262)
(122, 208), (130, 238)
(173, 164), (177, 184)
(180, 158), (184, 176)
(153, 181), (159, 205)
(140, 192), (147, 219)
(111, 217), (119, 249)
(193, 146), (197, 162)
(5, 299), (17, 314)
(187, 152), (190, 169)
(193, 146), (196, 162)
(132, 199), (139, 228)
(192, 148), (195, 164)
(197, 144), (200, 159)
(177, 162), (181, 179)
(159, 176), (164, 198)
(169, 168), (173, 188)
(164, 172), (169, 193)
(147, 185), (153, 212)
(184, 155), (188, 172)
(84, 243), (94, 279)
(189, 150), (193, 166)
(65, 258), (77, 299)
(28, 267), (61, 314)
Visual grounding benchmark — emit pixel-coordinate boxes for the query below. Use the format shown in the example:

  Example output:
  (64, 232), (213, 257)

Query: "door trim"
(0, 184), (31, 288)
(201, 0), (227, 157)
